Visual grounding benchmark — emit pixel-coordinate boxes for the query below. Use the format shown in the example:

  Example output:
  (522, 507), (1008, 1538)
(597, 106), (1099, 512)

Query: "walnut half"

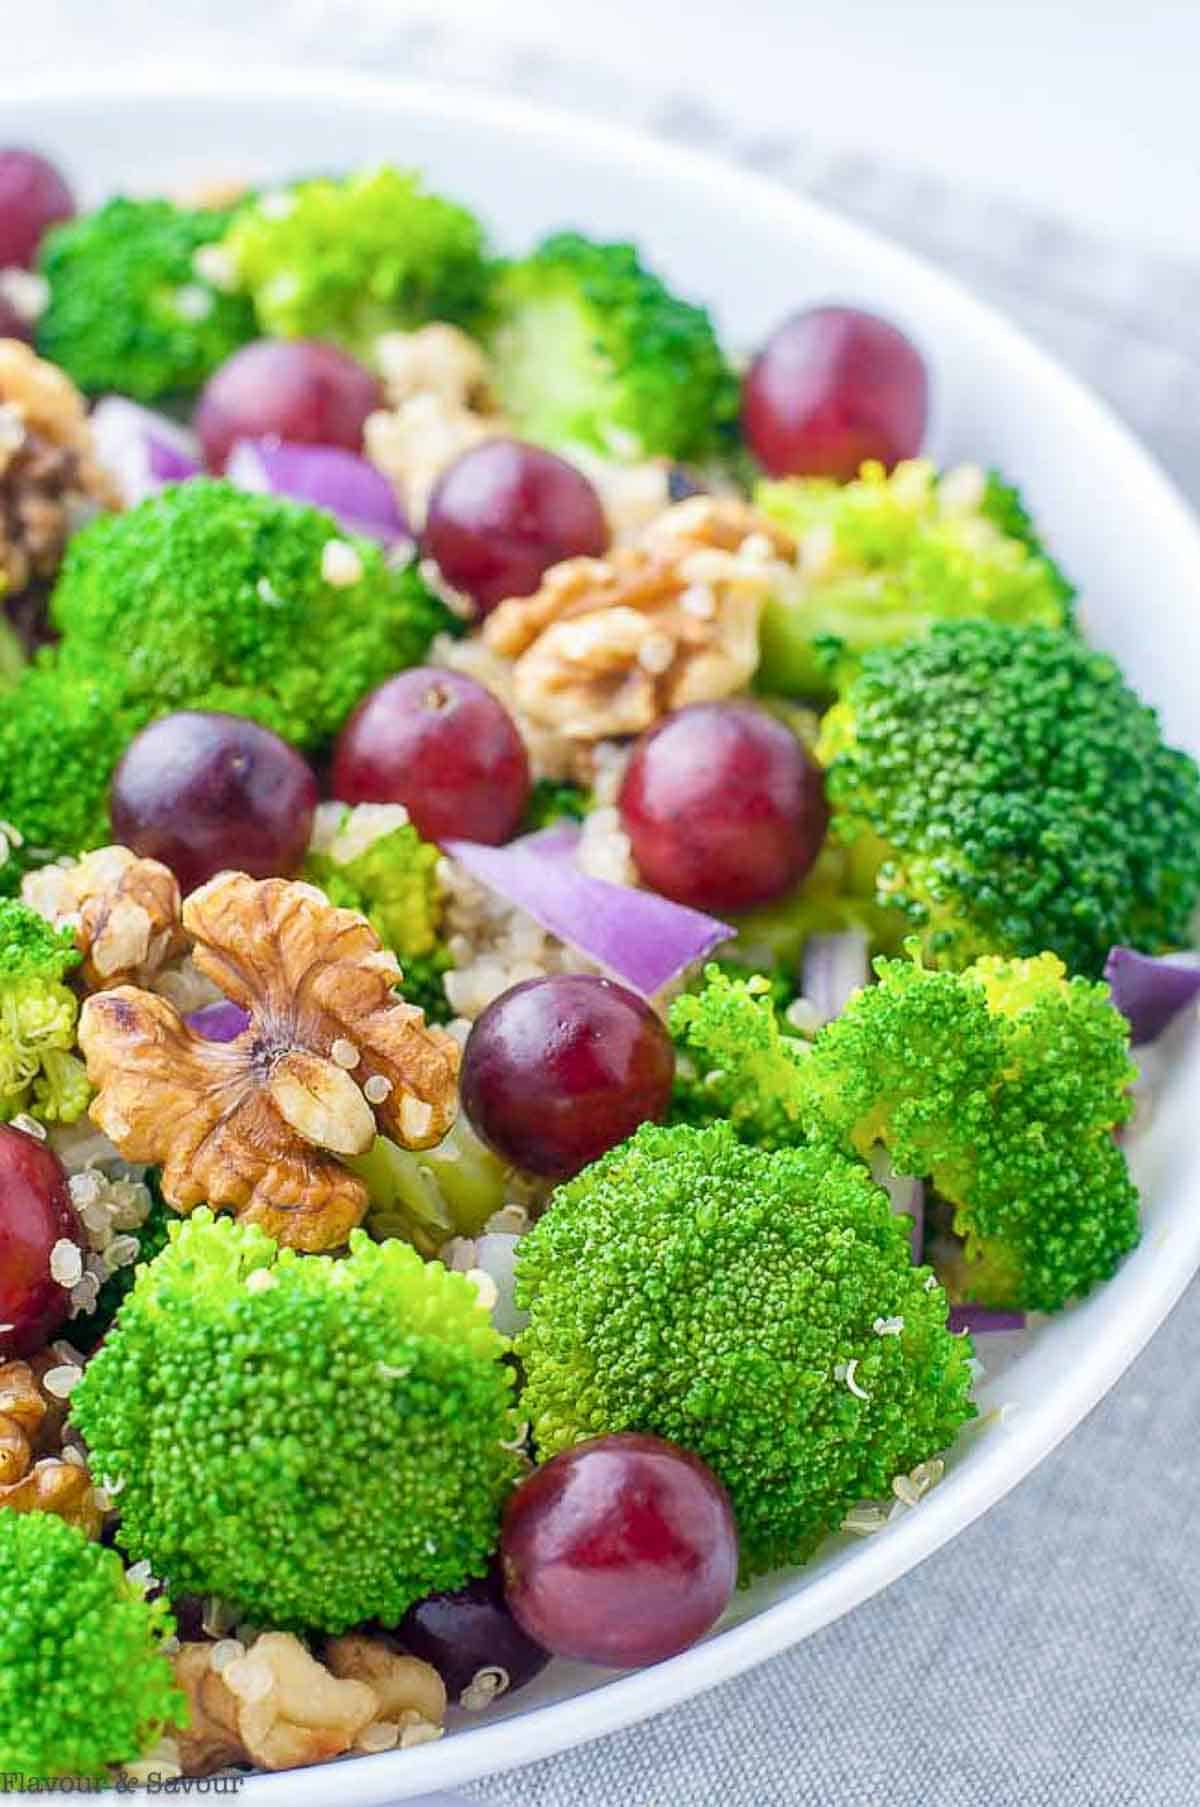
(0, 1359), (102, 1536)
(78, 873), (461, 1252)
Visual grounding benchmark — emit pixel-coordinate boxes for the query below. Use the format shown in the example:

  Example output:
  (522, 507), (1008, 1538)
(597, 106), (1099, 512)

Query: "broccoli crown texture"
(0, 483), (454, 886)
(36, 196), (257, 400)
(754, 461), (1075, 697)
(0, 897), (89, 1123)
(71, 1209), (519, 1632)
(486, 232), (739, 461)
(0, 1511), (184, 1781)
(515, 1121), (975, 1577)
(797, 951), (1141, 1311)
(523, 777), (593, 832)
(818, 619), (1200, 975)
(670, 966), (808, 1148)
(304, 803), (441, 960)
(224, 166), (489, 352)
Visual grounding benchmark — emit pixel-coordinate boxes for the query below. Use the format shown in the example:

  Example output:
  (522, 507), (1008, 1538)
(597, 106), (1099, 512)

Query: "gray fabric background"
(11, 11), (1200, 1802)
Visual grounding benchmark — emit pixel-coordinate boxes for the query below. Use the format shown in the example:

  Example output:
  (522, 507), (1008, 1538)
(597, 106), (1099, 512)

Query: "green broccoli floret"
(223, 166), (489, 354)
(349, 1117), (510, 1255)
(485, 232), (739, 461)
(0, 896), (89, 1123)
(670, 966), (808, 1148)
(0, 1512), (184, 1781)
(523, 776), (593, 832)
(0, 617), (25, 691)
(817, 619), (1200, 975)
(71, 1209), (519, 1632)
(36, 197), (257, 401)
(0, 483), (455, 885)
(516, 1121), (975, 1577)
(796, 950), (1141, 1312)
(754, 461), (1076, 697)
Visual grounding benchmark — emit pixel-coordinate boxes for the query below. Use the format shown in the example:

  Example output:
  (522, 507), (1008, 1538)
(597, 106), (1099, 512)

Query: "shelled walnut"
(79, 872), (460, 1251)
(483, 496), (795, 741)
(0, 1357), (102, 1535)
(22, 845), (185, 991)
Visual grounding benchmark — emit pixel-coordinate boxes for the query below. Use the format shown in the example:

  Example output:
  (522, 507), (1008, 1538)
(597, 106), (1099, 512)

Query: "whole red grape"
(502, 1433), (738, 1668)
(742, 305), (927, 481)
(424, 437), (608, 615)
(618, 701), (828, 912)
(0, 149), (75, 270)
(110, 710), (318, 894)
(193, 338), (383, 472)
(332, 666), (530, 845)
(0, 1125), (83, 1360)
(460, 974), (675, 1178)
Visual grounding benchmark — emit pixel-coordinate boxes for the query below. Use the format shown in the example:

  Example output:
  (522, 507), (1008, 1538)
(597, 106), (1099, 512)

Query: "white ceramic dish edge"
(5, 67), (1199, 1805)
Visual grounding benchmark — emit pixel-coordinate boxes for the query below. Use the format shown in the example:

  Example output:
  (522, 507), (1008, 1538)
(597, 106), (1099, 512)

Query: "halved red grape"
(110, 710), (318, 894)
(460, 974), (675, 1178)
(423, 437), (608, 616)
(742, 305), (928, 481)
(502, 1433), (738, 1668)
(331, 667), (530, 846)
(0, 1125), (82, 1360)
(395, 1558), (550, 1708)
(618, 701), (828, 913)
(193, 339), (383, 472)
(0, 150), (75, 270)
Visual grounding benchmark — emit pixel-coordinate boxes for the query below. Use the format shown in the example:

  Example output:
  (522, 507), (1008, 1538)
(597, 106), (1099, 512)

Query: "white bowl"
(8, 67), (1200, 1806)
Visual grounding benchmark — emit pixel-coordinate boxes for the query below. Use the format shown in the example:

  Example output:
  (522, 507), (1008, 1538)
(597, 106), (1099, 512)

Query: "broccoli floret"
(71, 1209), (519, 1632)
(0, 483), (455, 885)
(349, 1117), (510, 1254)
(0, 617), (25, 691)
(670, 966), (808, 1148)
(485, 232), (739, 461)
(36, 196), (257, 401)
(523, 777), (593, 832)
(516, 1121), (975, 1577)
(0, 896), (89, 1123)
(754, 461), (1076, 697)
(224, 166), (489, 354)
(818, 619), (1200, 975)
(0, 1512), (184, 1781)
(796, 950), (1141, 1311)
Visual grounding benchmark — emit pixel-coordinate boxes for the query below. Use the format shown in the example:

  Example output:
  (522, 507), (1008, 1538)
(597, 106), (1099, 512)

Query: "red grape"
(0, 150), (75, 270)
(424, 437), (608, 616)
(619, 701), (828, 913)
(0, 1125), (82, 1360)
(742, 305), (928, 481)
(332, 667), (530, 846)
(460, 974), (674, 1178)
(396, 1558), (550, 1708)
(110, 710), (318, 894)
(502, 1433), (738, 1668)
(193, 339), (383, 472)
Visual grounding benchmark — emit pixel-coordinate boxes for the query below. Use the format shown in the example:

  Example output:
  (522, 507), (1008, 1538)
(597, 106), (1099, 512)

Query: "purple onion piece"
(1104, 945), (1200, 1045)
(867, 1147), (925, 1264)
(444, 832), (733, 998)
(186, 1000), (251, 1043)
(801, 930), (870, 1027)
(226, 438), (410, 544)
(90, 396), (202, 503)
(948, 1305), (1027, 1335)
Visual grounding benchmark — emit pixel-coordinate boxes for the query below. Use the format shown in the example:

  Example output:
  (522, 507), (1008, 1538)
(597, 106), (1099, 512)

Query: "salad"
(0, 145), (1198, 1788)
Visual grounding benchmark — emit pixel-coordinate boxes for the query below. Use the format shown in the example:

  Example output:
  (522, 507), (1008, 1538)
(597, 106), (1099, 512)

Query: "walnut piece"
(0, 338), (120, 597)
(0, 1358), (102, 1536)
(78, 873), (461, 1252)
(23, 845), (185, 991)
(483, 496), (795, 741)
(175, 1632), (444, 1776)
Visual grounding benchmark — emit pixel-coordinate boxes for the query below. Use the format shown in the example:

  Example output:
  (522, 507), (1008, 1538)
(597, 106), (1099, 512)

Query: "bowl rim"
(8, 64), (1200, 1804)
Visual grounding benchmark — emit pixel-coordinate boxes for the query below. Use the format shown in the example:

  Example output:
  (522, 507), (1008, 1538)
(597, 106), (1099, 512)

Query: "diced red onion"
(801, 929), (870, 1026)
(90, 396), (202, 503)
(517, 823), (586, 863)
(443, 831), (733, 998)
(226, 438), (410, 544)
(186, 1000), (251, 1043)
(1104, 945), (1200, 1045)
(868, 1146), (925, 1264)
(947, 1305), (1027, 1335)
